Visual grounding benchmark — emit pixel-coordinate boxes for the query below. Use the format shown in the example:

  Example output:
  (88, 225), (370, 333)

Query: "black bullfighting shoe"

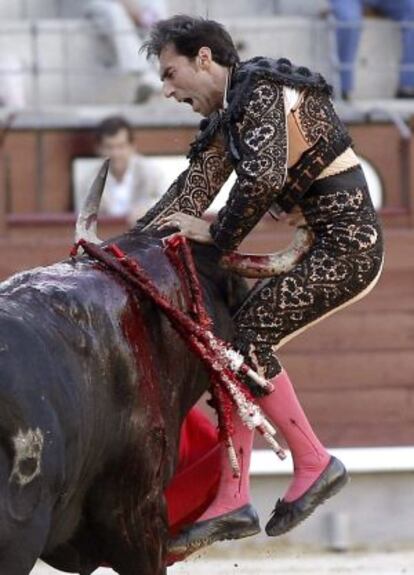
(265, 456), (349, 537)
(168, 504), (261, 560)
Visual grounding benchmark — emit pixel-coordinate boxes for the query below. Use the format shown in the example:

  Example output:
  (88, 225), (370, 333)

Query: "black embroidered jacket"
(137, 57), (351, 251)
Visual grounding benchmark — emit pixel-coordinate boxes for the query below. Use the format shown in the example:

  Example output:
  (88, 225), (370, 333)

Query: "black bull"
(0, 230), (248, 575)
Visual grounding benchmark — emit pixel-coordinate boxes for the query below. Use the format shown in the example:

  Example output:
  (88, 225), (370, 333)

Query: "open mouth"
(182, 97), (193, 106)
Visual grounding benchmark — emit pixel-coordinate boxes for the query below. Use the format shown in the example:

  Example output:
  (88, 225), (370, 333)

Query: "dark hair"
(96, 116), (134, 143)
(141, 15), (240, 67)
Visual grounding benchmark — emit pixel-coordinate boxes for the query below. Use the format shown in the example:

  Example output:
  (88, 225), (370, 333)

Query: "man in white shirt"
(78, 116), (164, 224)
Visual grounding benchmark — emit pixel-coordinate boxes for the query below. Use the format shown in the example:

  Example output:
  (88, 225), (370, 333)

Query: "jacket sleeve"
(209, 80), (288, 251)
(135, 136), (233, 230)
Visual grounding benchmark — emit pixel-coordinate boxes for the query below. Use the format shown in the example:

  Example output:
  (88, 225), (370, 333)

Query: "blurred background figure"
(0, 53), (26, 108)
(63, 0), (167, 103)
(330, 0), (414, 99)
(76, 115), (164, 224)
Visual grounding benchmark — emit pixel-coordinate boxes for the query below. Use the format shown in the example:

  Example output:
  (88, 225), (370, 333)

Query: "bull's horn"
(219, 226), (314, 278)
(75, 158), (110, 244)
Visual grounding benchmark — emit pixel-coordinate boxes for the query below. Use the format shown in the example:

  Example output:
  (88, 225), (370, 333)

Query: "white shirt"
(78, 153), (164, 224)
(284, 86), (301, 114)
(104, 161), (134, 217)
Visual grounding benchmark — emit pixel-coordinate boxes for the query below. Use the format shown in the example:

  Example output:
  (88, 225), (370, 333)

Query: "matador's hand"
(157, 212), (213, 244)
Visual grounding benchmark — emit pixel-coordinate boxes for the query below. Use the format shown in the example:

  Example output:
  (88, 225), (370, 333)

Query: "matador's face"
(159, 43), (227, 117)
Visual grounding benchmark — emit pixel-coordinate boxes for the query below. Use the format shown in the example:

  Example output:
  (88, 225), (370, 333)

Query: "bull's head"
(75, 158), (110, 244)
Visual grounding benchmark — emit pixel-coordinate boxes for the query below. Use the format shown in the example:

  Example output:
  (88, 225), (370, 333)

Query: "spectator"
(330, 0), (414, 99)
(0, 54), (26, 109)
(62, 0), (167, 102)
(77, 116), (164, 224)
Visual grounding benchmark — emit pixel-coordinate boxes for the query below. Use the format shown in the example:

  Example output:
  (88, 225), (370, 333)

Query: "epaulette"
(227, 57), (333, 123)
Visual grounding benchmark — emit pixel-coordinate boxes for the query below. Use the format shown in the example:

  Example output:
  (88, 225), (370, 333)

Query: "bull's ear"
(75, 158), (110, 244)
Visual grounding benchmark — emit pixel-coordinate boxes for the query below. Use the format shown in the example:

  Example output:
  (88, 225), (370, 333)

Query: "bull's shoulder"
(0, 260), (125, 312)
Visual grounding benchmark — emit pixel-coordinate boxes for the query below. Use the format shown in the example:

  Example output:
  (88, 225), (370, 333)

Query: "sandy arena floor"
(32, 549), (414, 575)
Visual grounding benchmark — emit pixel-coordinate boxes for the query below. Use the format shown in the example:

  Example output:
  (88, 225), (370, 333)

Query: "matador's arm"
(136, 125), (233, 231)
(210, 80), (288, 251)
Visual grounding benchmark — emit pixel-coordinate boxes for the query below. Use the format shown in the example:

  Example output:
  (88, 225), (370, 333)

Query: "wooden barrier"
(1, 119), (413, 226)
(0, 109), (413, 448)
(0, 218), (413, 448)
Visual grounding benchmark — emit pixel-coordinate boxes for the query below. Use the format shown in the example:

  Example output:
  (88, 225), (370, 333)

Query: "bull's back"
(0, 238), (245, 560)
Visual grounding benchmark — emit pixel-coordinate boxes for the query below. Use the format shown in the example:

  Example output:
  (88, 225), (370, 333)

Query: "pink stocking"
(195, 409), (253, 522)
(258, 369), (330, 502)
